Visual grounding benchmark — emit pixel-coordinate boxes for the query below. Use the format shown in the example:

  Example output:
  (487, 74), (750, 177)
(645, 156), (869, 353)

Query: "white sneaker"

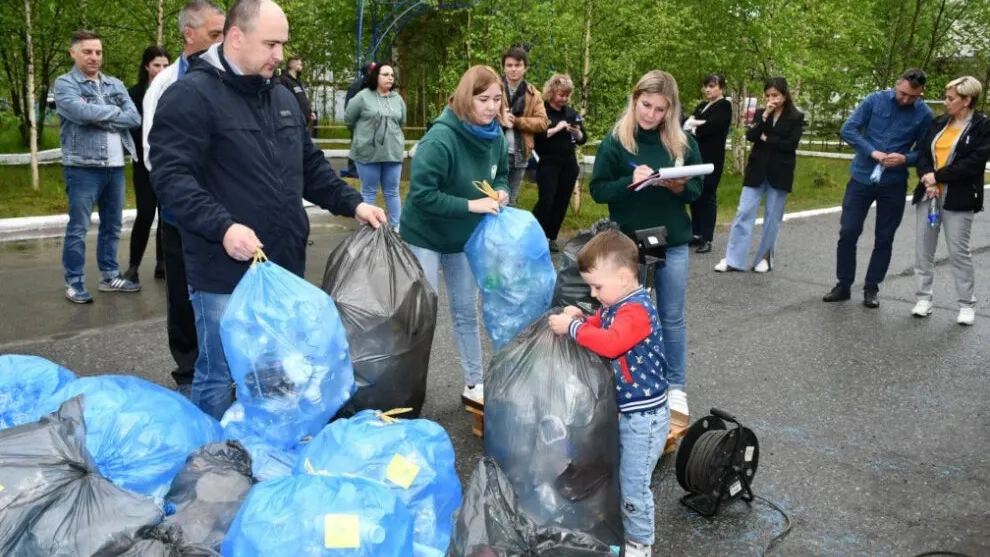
(957, 307), (975, 326)
(714, 259), (729, 272)
(669, 389), (689, 427)
(911, 300), (933, 317)
(623, 541), (651, 557)
(753, 259), (771, 273)
(462, 383), (484, 408)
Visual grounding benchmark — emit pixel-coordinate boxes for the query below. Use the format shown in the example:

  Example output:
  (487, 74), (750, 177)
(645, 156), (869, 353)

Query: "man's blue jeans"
(189, 289), (234, 420)
(618, 406), (671, 546)
(62, 166), (125, 284)
(652, 245), (688, 391)
(836, 178), (908, 292)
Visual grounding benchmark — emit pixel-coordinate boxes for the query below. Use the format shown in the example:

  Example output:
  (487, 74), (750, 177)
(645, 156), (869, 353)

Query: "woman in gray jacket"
(345, 62), (407, 230)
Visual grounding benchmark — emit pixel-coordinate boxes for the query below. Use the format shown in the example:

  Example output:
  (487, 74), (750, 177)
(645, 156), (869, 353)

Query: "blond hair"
(448, 65), (505, 122)
(543, 73), (574, 100)
(611, 70), (688, 161)
(946, 76), (983, 109)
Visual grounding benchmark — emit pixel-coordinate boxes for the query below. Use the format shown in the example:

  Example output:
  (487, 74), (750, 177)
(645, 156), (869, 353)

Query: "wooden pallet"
(467, 404), (690, 455)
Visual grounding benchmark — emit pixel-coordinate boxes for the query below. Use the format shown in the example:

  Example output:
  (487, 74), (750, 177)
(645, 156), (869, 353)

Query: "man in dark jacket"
(150, 0), (386, 420)
(279, 55), (315, 135)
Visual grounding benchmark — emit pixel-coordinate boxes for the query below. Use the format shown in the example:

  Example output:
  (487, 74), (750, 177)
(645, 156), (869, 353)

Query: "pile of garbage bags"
(483, 315), (623, 546)
(0, 354), (76, 430)
(465, 207), (557, 349)
(296, 409), (461, 557)
(0, 396), (165, 556)
(322, 225), (438, 418)
(552, 219), (621, 314)
(219, 257), (356, 471)
(220, 403), (300, 482)
(34, 375), (223, 503)
(447, 457), (617, 557)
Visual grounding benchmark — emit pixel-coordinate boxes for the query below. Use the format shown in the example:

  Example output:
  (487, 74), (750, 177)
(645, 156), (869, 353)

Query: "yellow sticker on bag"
(324, 514), (360, 549)
(0, 484), (4, 493)
(385, 453), (420, 489)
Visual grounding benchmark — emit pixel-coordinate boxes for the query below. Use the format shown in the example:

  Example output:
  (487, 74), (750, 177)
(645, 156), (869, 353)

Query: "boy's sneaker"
(462, 383), (484, 409)
(99, 276), (141, 293)
(911, 300), (933, 317)
(623, 541), (651, 557)
(957, 307), (975, 326)
(669, 389), (689, 427)
(65, 282), (93, 304)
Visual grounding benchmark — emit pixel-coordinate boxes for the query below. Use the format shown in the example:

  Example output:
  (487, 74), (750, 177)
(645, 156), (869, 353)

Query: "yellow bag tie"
(378, 408), (413, 424)
(252, 249), (269, 265)
(472, 180), (499, 201)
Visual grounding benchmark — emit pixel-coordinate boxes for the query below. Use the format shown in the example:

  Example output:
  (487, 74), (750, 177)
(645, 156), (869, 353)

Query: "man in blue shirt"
(824, 69), (933, 308)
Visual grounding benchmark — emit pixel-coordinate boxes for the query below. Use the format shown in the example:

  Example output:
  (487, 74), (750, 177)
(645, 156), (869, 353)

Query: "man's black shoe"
(695, 241), (712, 254)
(823, 285), (851, 302)
(863, 290), (880, 308)
(689, 235), (703, 247)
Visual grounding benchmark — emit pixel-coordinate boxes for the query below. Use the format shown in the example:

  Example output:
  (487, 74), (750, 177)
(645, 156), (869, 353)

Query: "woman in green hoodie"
(590, 70), (703, 424)
(400, 65), (510, 407)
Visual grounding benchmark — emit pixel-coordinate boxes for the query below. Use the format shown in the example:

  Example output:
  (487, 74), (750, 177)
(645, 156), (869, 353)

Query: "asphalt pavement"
(0, 203), (987, 557)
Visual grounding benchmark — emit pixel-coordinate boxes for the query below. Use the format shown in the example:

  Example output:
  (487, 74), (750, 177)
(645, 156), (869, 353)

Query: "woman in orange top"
(911, 76), (990, 325)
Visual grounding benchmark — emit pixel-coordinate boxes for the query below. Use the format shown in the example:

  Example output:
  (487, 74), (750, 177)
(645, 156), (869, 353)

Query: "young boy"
(548, 230), (670, 557)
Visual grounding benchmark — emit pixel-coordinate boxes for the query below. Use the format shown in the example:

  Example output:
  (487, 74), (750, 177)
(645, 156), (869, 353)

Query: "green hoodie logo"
(491, 165), (497, 179)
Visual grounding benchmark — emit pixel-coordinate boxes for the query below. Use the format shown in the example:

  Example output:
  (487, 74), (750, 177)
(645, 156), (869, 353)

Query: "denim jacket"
(54, 66), (140, 167)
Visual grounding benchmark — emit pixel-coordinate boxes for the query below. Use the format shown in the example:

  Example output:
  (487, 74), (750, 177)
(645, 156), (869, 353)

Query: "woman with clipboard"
(714, 76), (804, 273)
(589, 70), (704, 425)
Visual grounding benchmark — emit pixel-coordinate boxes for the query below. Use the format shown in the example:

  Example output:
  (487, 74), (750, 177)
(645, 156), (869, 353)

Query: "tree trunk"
(25, 0), (39, 190)
(156, 0), (165, 46)
(580, 0), (592, 118)
(901, 0), (924, 70)
(731, 82), (748, 175)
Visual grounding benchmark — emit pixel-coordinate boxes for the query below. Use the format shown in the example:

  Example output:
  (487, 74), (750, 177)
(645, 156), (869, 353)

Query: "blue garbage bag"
(295, 410), (461, 557)
(221, 402), (300, 482)
(36, 375), (223, 502)
(221, 473), (414, 556)
(464, 207), (557, 349)
(0, 354), (76, 430)
(220, 258), (356, 448)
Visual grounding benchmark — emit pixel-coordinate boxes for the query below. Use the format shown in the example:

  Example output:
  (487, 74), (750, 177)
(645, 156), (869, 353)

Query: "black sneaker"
(689, 235), (703, 247)
(863, 290), (880, 308)
(121, 265), (140, 285)
(695, 241), (712, 254)
(822, 285), (851, 302)
(548, 239), (561, 253)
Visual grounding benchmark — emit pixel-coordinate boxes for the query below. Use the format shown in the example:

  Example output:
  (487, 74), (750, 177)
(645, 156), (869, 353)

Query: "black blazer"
(691, 98), (732, 166)
(912, 112), (990, 213)
(743, 108), (804, 192)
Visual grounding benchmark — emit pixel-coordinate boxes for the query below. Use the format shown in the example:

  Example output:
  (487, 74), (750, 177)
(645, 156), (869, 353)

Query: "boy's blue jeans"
(619, 404), (671, 546)
(62, 166), (126, 284)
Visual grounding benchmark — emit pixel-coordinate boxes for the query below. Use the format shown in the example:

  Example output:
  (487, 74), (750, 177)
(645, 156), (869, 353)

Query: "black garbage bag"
(446, 457), (616, 557)
(0, 396), (164, 557)
(552, 219), (620, 314)
(162, 441), (254, 549)
(117, 524), (221, 557)
(322, 224), (438, 417)
(484, 315), (622, 546)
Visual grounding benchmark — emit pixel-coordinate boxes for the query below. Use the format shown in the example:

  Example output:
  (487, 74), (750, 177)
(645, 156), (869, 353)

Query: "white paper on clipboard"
(627, 163), (715, 192)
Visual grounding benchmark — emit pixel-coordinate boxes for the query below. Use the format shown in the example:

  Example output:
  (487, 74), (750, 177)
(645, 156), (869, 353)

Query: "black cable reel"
(675, 407), (760, 517)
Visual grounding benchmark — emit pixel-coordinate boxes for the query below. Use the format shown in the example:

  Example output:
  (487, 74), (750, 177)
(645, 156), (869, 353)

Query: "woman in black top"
(685, 73), (732, 253)
(123, 46), (170, 284)
(715, 76), (804, 273)
(533, 73), (587, 252)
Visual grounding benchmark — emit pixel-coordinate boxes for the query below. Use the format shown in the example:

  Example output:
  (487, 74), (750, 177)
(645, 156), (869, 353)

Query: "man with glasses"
(824, 69), (933, 308)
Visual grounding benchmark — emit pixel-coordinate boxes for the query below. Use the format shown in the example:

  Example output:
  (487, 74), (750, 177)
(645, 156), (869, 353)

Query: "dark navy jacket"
(150, 44), (362, 293)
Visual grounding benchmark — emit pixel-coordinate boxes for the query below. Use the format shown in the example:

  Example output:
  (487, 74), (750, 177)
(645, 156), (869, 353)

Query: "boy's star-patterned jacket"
(568, 288), (669, 413)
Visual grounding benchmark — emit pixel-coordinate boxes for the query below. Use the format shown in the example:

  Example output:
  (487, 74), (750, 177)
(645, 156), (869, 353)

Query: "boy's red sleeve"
(584, 309), (603, 328)
(568, 304), (653, 359)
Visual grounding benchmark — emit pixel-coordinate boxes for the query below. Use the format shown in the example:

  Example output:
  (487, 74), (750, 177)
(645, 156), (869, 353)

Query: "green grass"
(0, 125), (61, 154)
(0, 164), (137, 219)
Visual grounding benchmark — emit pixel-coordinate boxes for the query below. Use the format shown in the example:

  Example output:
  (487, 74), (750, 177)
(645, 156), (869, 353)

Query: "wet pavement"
(0, 205), (987, 557)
